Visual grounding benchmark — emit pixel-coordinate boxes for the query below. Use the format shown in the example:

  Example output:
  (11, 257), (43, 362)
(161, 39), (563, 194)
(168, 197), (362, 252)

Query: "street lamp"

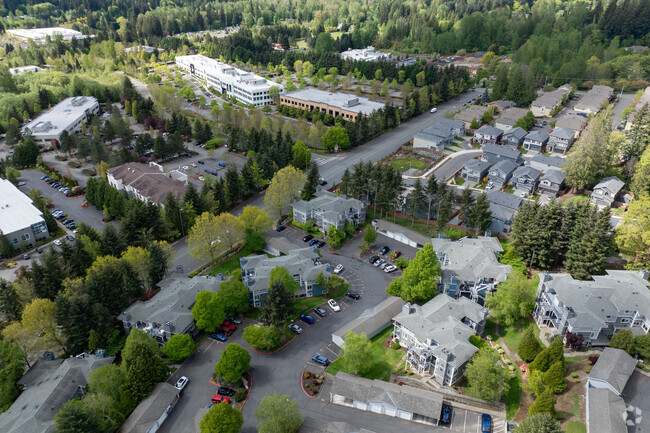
(179, 208), (184, 237)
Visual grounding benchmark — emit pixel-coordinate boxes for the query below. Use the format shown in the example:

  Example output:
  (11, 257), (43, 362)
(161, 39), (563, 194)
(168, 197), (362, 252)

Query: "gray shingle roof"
(332, 297), (404, 346)
(486, 190), (523, 210)
(491, 100), (515, 110)
(541, 169), (566, 184)
(498, 107), (529, 122)
(550, 127), (575, 140)
(556, 113), (587, 132)
(490, 159), (518, 175)
(431, 237), (512, 285)
(475, 125), (504, 137)
(593, 176), (625, 195)
(589, 348), (637, 394)
(575, 85), (613, 113)
(527, 154), (565, 170)
(524, 130), (550, 142)
(463, 159), (490, 172)
(482, 143), (521, 160)
(503, 127), (527, 140)
(587, 388), (628, 433)
(512, 165), (541, 181)
(331, 372), (443, 419)
(120, 382), (179, 433)
(292, 190), (365, 216)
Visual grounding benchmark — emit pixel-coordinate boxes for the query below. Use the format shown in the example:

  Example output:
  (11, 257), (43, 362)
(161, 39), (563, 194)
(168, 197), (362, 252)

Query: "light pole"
(179, 208), (184, 237)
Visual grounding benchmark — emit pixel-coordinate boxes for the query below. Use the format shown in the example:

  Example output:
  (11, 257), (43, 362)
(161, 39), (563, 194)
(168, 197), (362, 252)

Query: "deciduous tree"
(513, 413), (561, 433)
(255, 392), (302, 433)
(387, 243), (440, 304)
(214, 343), (250, 383)
(163, 334), (196, 363)
(200, 400), (244, 433)
(465, 347), (510, 401)
(292, 140), (311, 170)
(0, 339), (25, 412)
(609, 329), (635, 354)
(242, 325), (281, 351)
(616, 196), (650, 270)
(216, 279), (250, 314)
(486, 272), (536, 328)
(321, 126), (350, 151)
(239, 206), (271, 234)
(187, 212), (224, 262)
(192, 291), (225, 332)
(340, 332), (375, 376)
(264, 166), (306, 220)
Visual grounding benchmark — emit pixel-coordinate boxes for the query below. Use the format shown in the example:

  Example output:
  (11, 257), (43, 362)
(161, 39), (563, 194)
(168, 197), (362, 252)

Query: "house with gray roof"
(556, 112), (587, 138)
(523, 130), (550, 152)
(590, 176), (625, 209)
(487, 159), (518, 189)
(510, 166), (541, 194)
(586, 388), (628, 433)
(454, 105), (489, 129)
(292, 190), (366, 232)
(482, 143), (524, 165)
(531, 85), (572, 117)
(0, 354), (115, 433)
(537, 170), (566, 197)
(330, 372), (444, 425)
(119, 382), (180, 433)
(241, 247), (330, 306)
(431, 237), (512, 305)
(533, 270), (650, 346)
(486, 190), (524, 234)
(574, 85), (613, 115)
(474, 124), (503, 145)
(548, 127), (575, 154)
(587, 348), (637, 395)
(525, 154), (565, 174)
(489, 100), (515, 113)
(392, 295), (488, 385)
(118, 275), (222, 343)
(501, 127), (527, 148)
(495, 107), (529, 131)
(461, 159), (490, 184)
(332, 297), (404, 347)
(413, 126), (454, 151)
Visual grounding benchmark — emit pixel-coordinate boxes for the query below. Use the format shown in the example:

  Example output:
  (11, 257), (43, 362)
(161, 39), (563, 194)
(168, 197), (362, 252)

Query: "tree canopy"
(387, 243), (440, 304)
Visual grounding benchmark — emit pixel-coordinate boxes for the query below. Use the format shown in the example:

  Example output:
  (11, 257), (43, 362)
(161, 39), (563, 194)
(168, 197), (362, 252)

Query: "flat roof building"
(9, 65), (42, 75)
(7, 27), (91, 42)
(175, 54), (282, 106)
(22, 96), (100, 145)
(0, 178), (49, 251)
(340, 46), (392, 62)
(279, 88), (385, 122)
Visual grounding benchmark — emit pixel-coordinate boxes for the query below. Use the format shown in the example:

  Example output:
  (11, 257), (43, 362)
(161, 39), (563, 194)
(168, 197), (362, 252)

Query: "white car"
(192, 163), (197, 167)
(174, 376), (189, 391)
(430, 107), (437, 113)
(54, 239), (62, 246)
(519, 192), (526, 197)
(333, 264), (344, 274)
(384, 265), (398, 273)
(328, 299), (341, 312)
(183, 165), (189, 170)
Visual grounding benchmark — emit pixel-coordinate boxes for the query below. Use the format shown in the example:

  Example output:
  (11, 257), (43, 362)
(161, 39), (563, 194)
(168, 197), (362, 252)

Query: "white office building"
(340, 46), (392, 62)
(7, 27), (92, 42)
(9, 66), (42, 75)
(22, 96), (100, 145)
(175, 55), (282, 106)
(0, 179), (49, 251)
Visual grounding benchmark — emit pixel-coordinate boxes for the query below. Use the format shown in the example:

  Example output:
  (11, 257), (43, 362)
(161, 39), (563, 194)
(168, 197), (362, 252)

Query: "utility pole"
(179, 208), (185, 237)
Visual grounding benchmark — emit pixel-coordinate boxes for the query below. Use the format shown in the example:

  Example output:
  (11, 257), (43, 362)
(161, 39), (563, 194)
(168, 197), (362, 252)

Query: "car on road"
(276, 225), (286, 232)
(198, 160), (204, 164)
(211, 394), (231, 404)
(316, 240), (326, 248)
(393, 251), (402, 258)
(379, 246), (390, 255)
(333, 264), (344, 274)
(312, 354), (330, 366)
(36, 247), (42, 253)
(481, 414), (492, 432)
(440, 405), (451, 424)
(216, 387), (235, 397)
(302, 234), (314, 242)
(54, 239), (62, 246)
(65, 235), (75, 242)
(430, 107), (438, 113)
(174, 376), (189, 391)
(346, 291), (360, 300)
(319, 178), (327, 186)
(300, 314), (315, 324)
(288, 323), (303, 334)
(328, 299), (341, 312)
(210, 332), (227, 342)
(17, 181), (26, 187)
(313, 307), (327, 317)
(225, 315), (242, 324)
(22, 253), (30, 260)
(369, 256), (379, 264)
(384, 265), (398, 273)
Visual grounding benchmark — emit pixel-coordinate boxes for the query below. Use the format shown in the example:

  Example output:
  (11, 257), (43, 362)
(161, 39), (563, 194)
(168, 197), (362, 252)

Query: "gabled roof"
(512, 165), (541, 181)
(490, 159), (518, 175)
(463, 159), (490, 172)
(431, 237), (512, 285)
(589, 348), (637, 394)
(119, 382), (179, 433)
(524, 130), (549, 142)
(527, 154), (565, 169)
(486, 190), (523, 210)
(107, 163), (188, 204)
(556, 113), (587, 132)
(292, 190), (365, 216)
(475, 124), (504, 137)
(482, 143), (521, 160)
(541, 169), (566, 185)
(498, 107), (529, 122)
(332, 297), (404, 346)
(503, 127), (527, 140)
(550, 127), (575, 140)
(593, 176), (624, 195)
(454, 105), (489, 123)
(587, 388), (628, 433)
(490, 100), (515, 110)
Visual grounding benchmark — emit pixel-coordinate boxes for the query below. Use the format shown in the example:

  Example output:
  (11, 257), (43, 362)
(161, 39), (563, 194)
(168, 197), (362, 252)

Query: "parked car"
(384, 265), (398, 273)
(374, 259), (384, 267)
(204, 169), (211, 174)
(393, 251), (402, 258)
(481, 414), (492, 433)
(319, 178), (327, 186)
(210, 332), (227, 342)
(430, 107), (438, 113)
(198, 160), (204, 164)
(221, 321), (237, 332)
(276, 225), (286, 232)
(216, 387), (235, 397)
(313, 307), (327, 317)
(63, 219), (74, 225)
(54, 239), (62, 246)
(317, 241), (326, 248)
(379, 246), (390, 255)
(65, 235), (75, 242)
(302, 234), (314, 242)
(192, 163), (198, 167)
(309, 239), (318, 246)
(440, 405), (451, 424)
(35, 247), (42, 254)
(211, 394), (231, 404)
(312, 354), (330, 366)
(216, 326), (233, 336)
(17, 181), (26, 187)
(300, 314), (315, 324)
(346, 291), (360, 300)
(288, 323), (303, 334)
(369, 256), (379, 264)
(225, 315), (242, 324)
(22, 253), (30, 260)
(379, 262), (389, 270)
(328, 299), (341, 312)
(333, 264), (344, 274)
(175, 376), (189, 391)
(218, 162), (226, 167)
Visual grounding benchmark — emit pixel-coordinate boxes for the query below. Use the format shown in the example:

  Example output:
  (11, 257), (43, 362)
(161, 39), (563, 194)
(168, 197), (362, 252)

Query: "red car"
(211, 394), (231, 404)
(221, 321), (237, 332)
(394, 251), (402, 258)
(216, 326), (234, 336)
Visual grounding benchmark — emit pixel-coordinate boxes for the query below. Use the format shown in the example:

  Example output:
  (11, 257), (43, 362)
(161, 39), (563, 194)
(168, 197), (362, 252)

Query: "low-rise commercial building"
(9, 65), (42, 75)
(7, 27), (92, 42)
(0, 178), (49, 251)
(241, 247), (330, 306)
(107, 162), (188, 205)
(176, 55), (282, 106)
(279, 88), (384, 122)
(22, 96), (100, 145)
(340, 47), (391, 62)
(292, 190), (366, 232)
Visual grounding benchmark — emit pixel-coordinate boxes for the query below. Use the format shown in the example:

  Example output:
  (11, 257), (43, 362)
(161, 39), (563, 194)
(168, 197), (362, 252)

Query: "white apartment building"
(22, 96), (100, 145)
(175, 55), (282, 106)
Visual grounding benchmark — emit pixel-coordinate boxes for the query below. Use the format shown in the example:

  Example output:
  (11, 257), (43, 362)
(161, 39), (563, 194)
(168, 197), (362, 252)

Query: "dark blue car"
(312, 354), (330, 366)
(300, 314), (315, 324)
(210, 333), (227, 342)
(276, 225), (286, 232)
(309, 239), (318, 246)
(481, 414), (492, 432)
(441, 405), (451, 424)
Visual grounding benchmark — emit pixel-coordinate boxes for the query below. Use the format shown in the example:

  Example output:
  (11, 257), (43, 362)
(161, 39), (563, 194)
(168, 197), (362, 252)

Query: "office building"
(279, 88), (384, 121)
(22, 96), (100, 145)
(0, 178), (49, 251)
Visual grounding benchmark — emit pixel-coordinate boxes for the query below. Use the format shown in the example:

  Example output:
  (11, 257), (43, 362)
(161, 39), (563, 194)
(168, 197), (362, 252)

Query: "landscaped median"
(242, 319), (297, 354)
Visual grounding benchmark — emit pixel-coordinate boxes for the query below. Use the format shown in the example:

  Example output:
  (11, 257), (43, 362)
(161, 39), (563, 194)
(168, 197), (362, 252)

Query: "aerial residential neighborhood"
(0, 2), (649, 433)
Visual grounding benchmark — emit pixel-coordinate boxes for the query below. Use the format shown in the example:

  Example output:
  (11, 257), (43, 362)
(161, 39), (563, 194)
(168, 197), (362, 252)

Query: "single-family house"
(495, 107), (529, 131)
(482, 143), (524, 165)
(487, 159), (518, 189)
(454, 105), (489, 129)
(392, 295), (489, 385)
(501, 127), (527, 148)
(437, 118), (466, 137)
(510, 166), (541, 194)
(488, 100), (515, 113)
(461, 159), (490, 184)
(533, 270), (650, 346)
(556, 112), (587, 138)
(473, 125), (503, 145)
(574, 85), (614, 115)
(431, 237), (512, 305)
(413, 128), (453, 152)
(548, 127), (575, 154)
(241, 247), (331, 306)
(590, 176), (625, 209)
(486, 190), (524, 234)
(531, 85), (572, 117)
(537, 170), (566, 197)
(523, 130), (550, 152)
(292, 190), (366, 232)
(525, 154), (565, 174)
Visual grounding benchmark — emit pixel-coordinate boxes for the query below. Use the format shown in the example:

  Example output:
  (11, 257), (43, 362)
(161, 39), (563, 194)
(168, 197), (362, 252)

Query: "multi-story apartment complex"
(22, 96), (100, 145)
(106, 162), (188, 206)
(175, 55), (282, 106)
(292, 191), (366, 232)
(0, 178), (50, 251)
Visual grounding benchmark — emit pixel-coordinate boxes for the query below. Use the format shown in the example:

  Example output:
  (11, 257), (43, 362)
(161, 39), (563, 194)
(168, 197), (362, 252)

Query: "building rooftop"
(524, 130), (549, 142)
(107, 162), (188, 204)
(175, 55), (279, 91)
(498, 107), (529, 122)
(339, 47), (391, 62)
(431, 237), (512, 286)
(589, 348), (637, 395)
(373, 220), (432, 248)
(593, 176), (625, 195)
(293, 190), (365, 219)
(475, 124), (503, 137)
(454, 105), (489, 124)
(490, 100), (516, 110)
(119, 382), (179, 433)
(512, 165), (541, 180)
(532, 86), (572, 109)
(0, 355), (115, 433)
(332, 297), (404, 347)
(502, 126), (528, 141)
(483, 143), (521, 160)
(541, 169), (566, 185)
(550, 127), (575, 140)
(118, 275), (221, 337)
(7, 27), (91, 41)
(0, 178), (46, 235)
(555, 113), (587, 132)
(574, 85), (613, 113)
(22, 96), (98, 139)
(490, 159), (519, 175)
(463, 159), (491, 172)
(587, 388), (628, 433)
(282, 88), (385, 116)
(331, 372), (443, 420)
(486, 190), (523, 209)
(526, 154), (565, 172)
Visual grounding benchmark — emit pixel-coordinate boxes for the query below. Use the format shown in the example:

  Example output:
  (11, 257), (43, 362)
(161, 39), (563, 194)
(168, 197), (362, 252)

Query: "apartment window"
(621, 318), (631, 324)
(21, 233), (31, 241)
(590, 332), (599, 339)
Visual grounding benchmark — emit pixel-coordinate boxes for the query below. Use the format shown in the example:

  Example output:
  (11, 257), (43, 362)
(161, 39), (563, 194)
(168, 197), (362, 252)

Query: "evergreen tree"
(518, 326), (543, 362)
(0, 279), (21, 321)
(528, 389), (557, 419)
(301, 164), (319, 201)
(609, 329), (635, 354)
(491, 65), (509, 101)
(148, 242), (169, 289)
(543, 361), (567, 393)
(564, 207), (611, 279)
(100, 224), (126, 257)
(259, 280), (295, 327)
(467, 192), (492, 232)
(457, 187), (474, 227)
(408, 179), (425, 225)
(224, 166), (241, 208)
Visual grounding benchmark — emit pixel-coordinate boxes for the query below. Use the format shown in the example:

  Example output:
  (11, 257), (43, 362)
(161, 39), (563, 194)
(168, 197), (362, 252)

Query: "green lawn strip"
(390, 158), (427, 172)
(563, 195), (589, 205)
(206, 247), (255, 276)
(501, 318), (540, 351)
(504, 373), (522, 420)
(452, 143), (462, 149)
(564, 421), (587, 433)
(565, 355), (588, 364)
(569, 393), (581, 417)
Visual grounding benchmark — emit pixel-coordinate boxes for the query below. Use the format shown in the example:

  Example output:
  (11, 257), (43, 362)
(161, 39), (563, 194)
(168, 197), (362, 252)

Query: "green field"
(390, 158), (427, 172)
(565, 421), (587, 433)
(563, 195), (590, 205)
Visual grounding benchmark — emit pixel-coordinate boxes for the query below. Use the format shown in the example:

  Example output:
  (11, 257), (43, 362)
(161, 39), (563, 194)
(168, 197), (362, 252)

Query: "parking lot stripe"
(463, 409), (467, 432)
(325, 346), (338, 357)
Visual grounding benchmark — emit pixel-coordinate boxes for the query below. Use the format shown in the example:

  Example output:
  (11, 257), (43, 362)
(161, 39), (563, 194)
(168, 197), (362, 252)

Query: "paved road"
(431, 150), (482, 182)
(611, 92), (635, 129)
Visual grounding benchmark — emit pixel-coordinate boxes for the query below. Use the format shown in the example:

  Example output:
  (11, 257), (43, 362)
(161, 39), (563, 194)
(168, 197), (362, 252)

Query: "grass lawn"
(564, 421), (587, 433)
(566, 355), (588, 364)
(485, 317), (541, 351)
(327, 326), (404, 381)
(563, 194), (589, 205)
(504, 374), (522, 420)
(206, 247), (255, 277)
(390, 158), (427, 172)
(454, 178), (465, 185)
(444, 147), (457, 153)
(452, 143), (463, 149)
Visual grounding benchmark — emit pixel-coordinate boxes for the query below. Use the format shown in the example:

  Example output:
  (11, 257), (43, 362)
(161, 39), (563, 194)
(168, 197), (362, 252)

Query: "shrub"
(67, 161), (81, 168)
(392, 343), (401, 350)
(588, 356), (599, 364)
(570, 372), (578, 378)
(82, 168), (97, 176)
(234, 387), (247, 402)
